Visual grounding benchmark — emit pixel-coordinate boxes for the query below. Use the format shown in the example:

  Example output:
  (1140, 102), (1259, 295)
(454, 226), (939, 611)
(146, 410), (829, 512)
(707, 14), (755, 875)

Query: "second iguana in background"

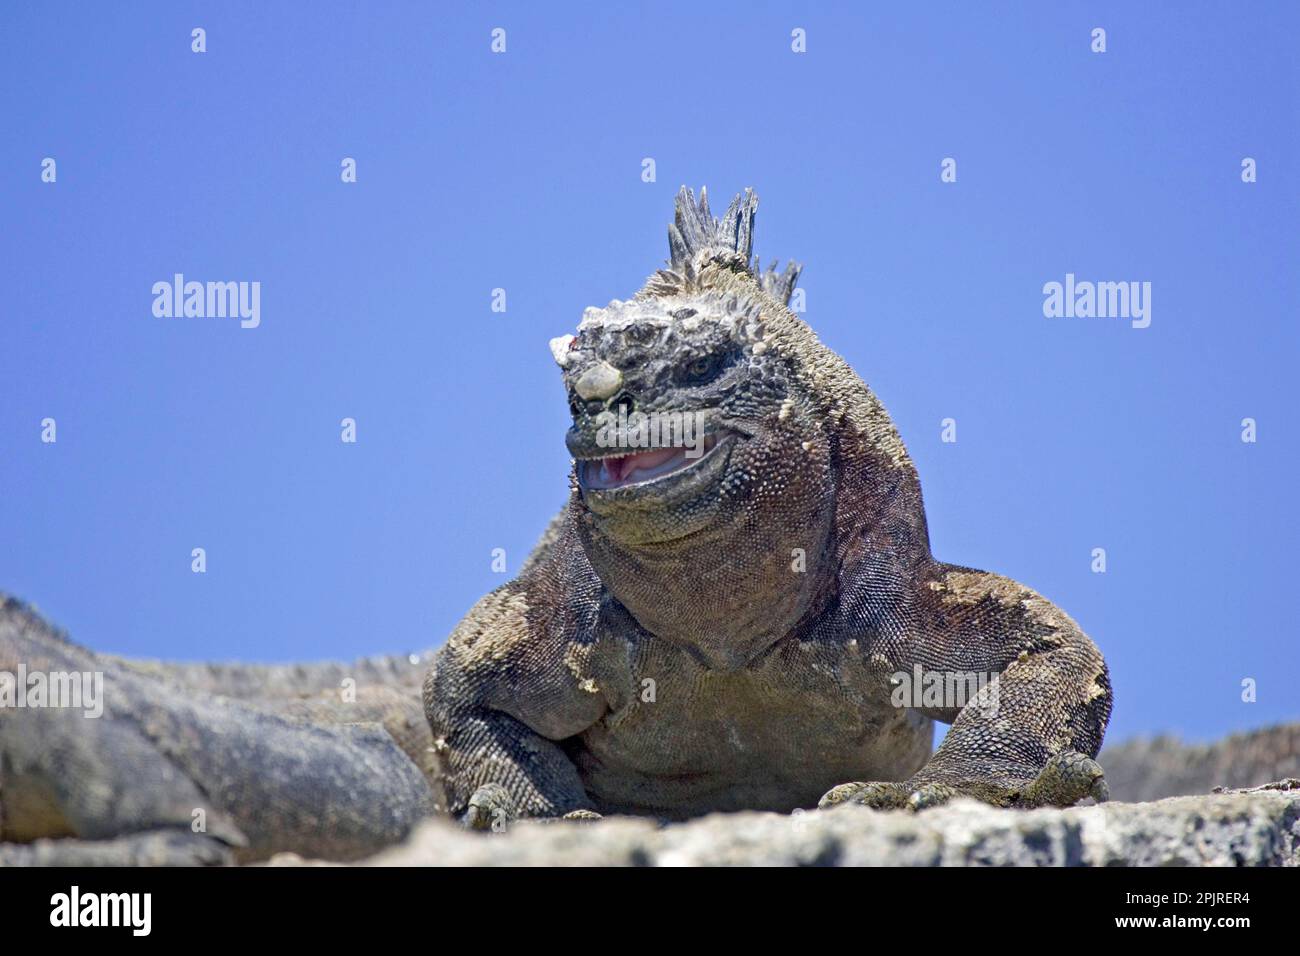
(425, 187), (1113, 827)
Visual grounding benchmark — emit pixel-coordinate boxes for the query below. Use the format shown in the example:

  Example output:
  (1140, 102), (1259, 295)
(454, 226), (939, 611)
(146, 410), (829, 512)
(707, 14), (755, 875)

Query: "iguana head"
(549, 187), (850, 667)
(553, 188), (821, 542)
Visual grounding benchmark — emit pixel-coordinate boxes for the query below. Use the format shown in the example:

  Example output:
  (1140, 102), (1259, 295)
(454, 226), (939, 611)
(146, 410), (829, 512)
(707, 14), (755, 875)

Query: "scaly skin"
(0, 596), (438, 864)
(425, 187), (1113, 828)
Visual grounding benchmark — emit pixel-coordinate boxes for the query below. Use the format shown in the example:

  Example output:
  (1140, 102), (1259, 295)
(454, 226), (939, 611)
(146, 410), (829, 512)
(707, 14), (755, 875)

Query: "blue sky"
(2, 2), (1296, 744)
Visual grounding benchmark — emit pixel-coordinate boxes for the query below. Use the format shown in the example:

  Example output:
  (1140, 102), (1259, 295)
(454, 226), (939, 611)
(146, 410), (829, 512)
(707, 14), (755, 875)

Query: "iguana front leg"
(822, 563), (1113, 811)
(423, 561), (608, 829)
(428, 705), (598, 829)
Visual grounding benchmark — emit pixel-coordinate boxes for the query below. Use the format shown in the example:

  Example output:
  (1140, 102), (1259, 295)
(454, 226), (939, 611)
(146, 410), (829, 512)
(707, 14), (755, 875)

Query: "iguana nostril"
(607, 389), (635, 414)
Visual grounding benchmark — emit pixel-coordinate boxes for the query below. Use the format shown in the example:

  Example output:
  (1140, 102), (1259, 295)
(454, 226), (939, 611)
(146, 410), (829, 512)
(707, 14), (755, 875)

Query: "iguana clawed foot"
(1019, 750), (1109, 807)
(463, 783), (516, 831)
(558, 809), (604, 822)
(818, 750), (1109, 812)
(818, 780), (959, 811)
(462, 784), (603, 831)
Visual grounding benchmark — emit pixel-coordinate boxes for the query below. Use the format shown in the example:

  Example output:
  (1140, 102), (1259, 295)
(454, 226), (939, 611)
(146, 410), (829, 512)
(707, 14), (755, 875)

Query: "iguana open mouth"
(579, 432), (722, 490)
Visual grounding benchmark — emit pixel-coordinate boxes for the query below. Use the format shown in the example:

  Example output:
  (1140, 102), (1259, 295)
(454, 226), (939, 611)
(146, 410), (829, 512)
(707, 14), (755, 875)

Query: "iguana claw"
(1018, 750), (1109, 808)
(819, 751), (1108, 812)
(464, 783), (515, 832)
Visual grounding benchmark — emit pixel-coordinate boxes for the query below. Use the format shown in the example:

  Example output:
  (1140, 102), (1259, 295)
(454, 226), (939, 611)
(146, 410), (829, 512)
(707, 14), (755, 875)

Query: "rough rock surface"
(356, 780), (1300, 867)
(1098, 723), (1300, 803)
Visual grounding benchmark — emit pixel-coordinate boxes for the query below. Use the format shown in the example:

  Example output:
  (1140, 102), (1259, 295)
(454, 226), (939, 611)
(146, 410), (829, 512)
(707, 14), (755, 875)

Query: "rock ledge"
(358, 781), (1300, 867)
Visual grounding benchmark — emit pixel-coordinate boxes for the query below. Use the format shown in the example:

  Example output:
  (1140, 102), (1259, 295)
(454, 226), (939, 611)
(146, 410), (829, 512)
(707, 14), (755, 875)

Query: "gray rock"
(364, 780), (1300, 867)
(1099, 723), (1300, 802)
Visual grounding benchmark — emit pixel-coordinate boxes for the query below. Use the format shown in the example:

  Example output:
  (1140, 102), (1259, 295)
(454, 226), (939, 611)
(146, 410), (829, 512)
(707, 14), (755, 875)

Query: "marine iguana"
(0, 188), (1113, 862)
(425, 187), (1113, 828)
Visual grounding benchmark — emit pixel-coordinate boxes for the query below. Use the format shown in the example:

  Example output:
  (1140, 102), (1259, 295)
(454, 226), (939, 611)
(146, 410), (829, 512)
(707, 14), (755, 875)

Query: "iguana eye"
(684, 355), (720, 384)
